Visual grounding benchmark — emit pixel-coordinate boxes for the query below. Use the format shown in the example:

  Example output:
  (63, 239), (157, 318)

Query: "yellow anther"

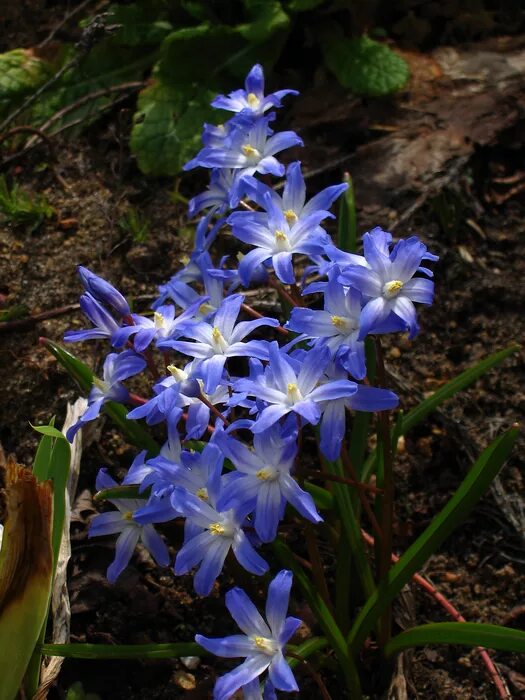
(196, 487), (209, 501)
(287, 382), (297, 393)
(284, 209), (298, 224)
(199, 302), (214, 315)
(274, 229), (287, 241)
(181, 255), (190, 266)
(123, 511), (133, 521)
(212, 327), (222, 341)
(242, 144), (259, 158)
(253, 636), (275, 654)
(383, 280), (404, 298)
(209, 522), (226, 536)
(256, 468), (272, 481)
(154, 311), (165, 329)
(167, 364), (187, 382)
(331, 315), (347, 329)
(247, 92), (260, 108)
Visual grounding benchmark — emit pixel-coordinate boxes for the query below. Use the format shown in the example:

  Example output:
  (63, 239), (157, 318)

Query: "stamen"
(209, 522), (226, 536)
(383, 280), (404, 299)
(331, 315), (347, 329)
(167, 364), (187, 382)
(123, 511), (133, 521)
(247, 92), (260, 108)
(253, 636), (276, 655)
(196, 487), (209, 501)
(199, 302), (214, 315)
(154, 311), (165, 329)
(256, 468), (275, 481)
(212, 327), (222, 341)
(274, 229), (287, 241)
(284, 209), (298, 224)
(242, 144), (260, 158)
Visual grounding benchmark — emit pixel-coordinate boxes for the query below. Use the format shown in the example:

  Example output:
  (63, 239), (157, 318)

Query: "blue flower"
(64, 292), (120, 344)
(66, 350), (146, 442)
(188, 169), (241, 218)
(111, 299), (203, 352)
(89, 469), (169, 582)
(228, 190), (331, 285)
(241, 161), (347, 229)
(214, 423), (322, 543)
(184, 115), (303, 185)
(287, 278), (367, 379)
(211, 64), (298, 117)
(233, 342), (358, 433)
(316, 360), (399, 461)
(339, 230), (438, 339)
(173, 475), (269, 596)
(196, 570), (300, 699)
(160, 294), (279, 394)
(77, 266), (130, 317)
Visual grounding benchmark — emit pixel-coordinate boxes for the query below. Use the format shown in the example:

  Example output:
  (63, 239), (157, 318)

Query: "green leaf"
(401, 344), (520, 435)
(94, 485), (146, 502)
(348, 426), (519, 653)
(322, 34), (409, 96)
(238, 0), (290, 43)
(109, 3), (173, 46)
(285, 0), (325, 11)
(130, 79), (215, 176)
(361, 344), (520, 484)
(0, 304), (29, 322)
(32, 424), (66, 440)
(386, 622), (525, 656)
(304, 481), (334, 510)
(0, 49), (54, 117)
(273, 538), (363, 698)
(42, 338), (159, 455)
(337, 173), (357, 253)
(157, 24), (244, 87)
(286, 636), (328, 668)
(41, 642), (203, 659)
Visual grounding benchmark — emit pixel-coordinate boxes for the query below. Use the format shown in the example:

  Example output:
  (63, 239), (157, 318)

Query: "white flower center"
(382, 280), (404, 299)
(246, 92), (260, 108)
(286, 382), (302, 404)
(154, 311), (166, 330)
(211, 326), (228, 353)
(167, 364), (188, 382)
(93, 377), (110, 394)
(284, 209), (298, 224)
(274, 229), (291, 252)
(255, 467), (278, 481)
(196, 487), (209, 501)
(241, 144), (261, 161)
(208, 520), (234, 538)
(252, 635), (277, 655)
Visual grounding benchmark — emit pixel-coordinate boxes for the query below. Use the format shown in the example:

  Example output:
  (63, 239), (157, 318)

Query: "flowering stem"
(197, 393), (230, 426)
(268, 277), (299, 308)
(241, 302), (289, 336)
(374, 336), (394, 647)
(340, 443), (383, 540)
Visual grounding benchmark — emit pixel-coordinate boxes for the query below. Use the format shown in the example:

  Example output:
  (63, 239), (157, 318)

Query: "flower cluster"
(64, 64), (437, 699)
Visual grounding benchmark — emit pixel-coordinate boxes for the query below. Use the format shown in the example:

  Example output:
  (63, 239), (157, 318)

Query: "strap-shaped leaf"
(42, 338), (159, 455)
(338, 173), (357, 253)
(386, 622), (525, 656)
(41, 642), (202, 659)
(348, 425), (519, 652)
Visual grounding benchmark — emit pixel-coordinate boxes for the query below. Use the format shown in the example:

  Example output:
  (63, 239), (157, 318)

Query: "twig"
(304, 468), (384, 494)
(241, 302), (289, 336)
(361, 530), (511, 700)
(198, 393), (230, 427)
(0, 303), (80, 334)
(38, 0), (104, 48)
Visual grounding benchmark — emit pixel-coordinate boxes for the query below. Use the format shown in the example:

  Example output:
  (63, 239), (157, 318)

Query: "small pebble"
(181, 656), (201, 671)
(173, 671), (196, 690)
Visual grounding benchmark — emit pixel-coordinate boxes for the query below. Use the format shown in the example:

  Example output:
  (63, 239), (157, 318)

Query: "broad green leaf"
(32, 424), (66, 440)
(0, 49), (54, 117)
(322, 34), (409, 96)
(109, 3), (173, 46)
(273, 538), (363, 698)
(238, 0), (290, 43)
(348, 426), (519, 652)
(337, 173), (357, 253)
(42, 642), (202, 659)
(42, 338), (159, 455)
(386, 622), (525, 656)
(130, 79), (215, 176)
(157, 24), (244, 87)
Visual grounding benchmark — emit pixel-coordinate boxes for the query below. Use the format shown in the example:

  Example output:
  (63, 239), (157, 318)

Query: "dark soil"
(1, 8), (524, 700)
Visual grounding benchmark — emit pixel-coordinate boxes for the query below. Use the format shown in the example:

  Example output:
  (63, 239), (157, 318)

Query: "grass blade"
(386, 622), (525, 656)
(338, 172), (357, 253)
(348, 425), (519, 653)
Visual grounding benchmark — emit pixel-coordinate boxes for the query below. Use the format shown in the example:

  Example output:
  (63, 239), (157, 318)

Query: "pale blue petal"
(225, 587), (271, 637)
(107, 526), (140, 583)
